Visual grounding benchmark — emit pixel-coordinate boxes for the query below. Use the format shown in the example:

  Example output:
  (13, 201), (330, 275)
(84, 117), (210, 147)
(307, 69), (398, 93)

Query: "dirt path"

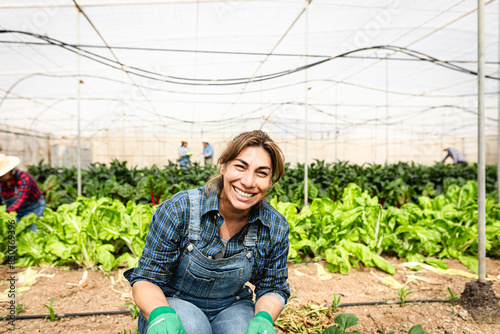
(1, 257), (499, 333)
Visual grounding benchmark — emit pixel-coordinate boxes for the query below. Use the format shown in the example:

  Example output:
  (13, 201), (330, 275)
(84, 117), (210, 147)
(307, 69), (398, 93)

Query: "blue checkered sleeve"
(125, 191), (189, 286)
(251, 203), (290, 307)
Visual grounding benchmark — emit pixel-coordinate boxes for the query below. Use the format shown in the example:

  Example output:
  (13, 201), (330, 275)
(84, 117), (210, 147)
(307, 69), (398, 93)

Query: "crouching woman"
(124, 130), (290, 334)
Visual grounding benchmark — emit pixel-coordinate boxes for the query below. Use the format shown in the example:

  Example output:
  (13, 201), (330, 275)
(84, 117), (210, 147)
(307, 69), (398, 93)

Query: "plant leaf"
(334, 313), (359, 331)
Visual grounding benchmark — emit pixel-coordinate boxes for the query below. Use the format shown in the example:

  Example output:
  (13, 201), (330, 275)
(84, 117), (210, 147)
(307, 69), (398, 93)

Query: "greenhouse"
(0, 1), (500, 333)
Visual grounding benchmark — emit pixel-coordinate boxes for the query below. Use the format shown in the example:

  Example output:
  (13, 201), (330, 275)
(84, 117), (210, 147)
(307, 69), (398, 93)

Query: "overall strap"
(187, 188), (202, 242)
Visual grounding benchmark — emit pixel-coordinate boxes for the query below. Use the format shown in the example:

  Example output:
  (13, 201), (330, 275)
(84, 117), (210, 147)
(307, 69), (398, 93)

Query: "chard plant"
(15, 303), (25, 315)
(125, 302), (140, 319)
(396, 287), (415, 308)
(43, 297), (57, 322)
(408, 324), (429, 334)
(322, 313), (362, 334)
(117, 329), (139, 334)
(377, 325), (428, 334)
(447, 287), (459, 305)
(332, 293), (342, 312)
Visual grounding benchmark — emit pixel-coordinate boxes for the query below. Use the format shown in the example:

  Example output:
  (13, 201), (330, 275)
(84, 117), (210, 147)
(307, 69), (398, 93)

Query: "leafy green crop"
(323, 313), (362, 334)
(2, 175), (498, 274)
(272, 180), (500, 274)
(43, 297), (57, 322)
(396, 287), (415, 307)
(23, 159), (217, 208)
(11, 197), (155, 270)
(22, 159), (498, 210)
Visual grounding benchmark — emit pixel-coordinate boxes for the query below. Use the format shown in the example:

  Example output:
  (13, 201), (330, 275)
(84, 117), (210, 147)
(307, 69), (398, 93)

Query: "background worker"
(178, 140), (192, 168)
(441, 144), (467, 165)
(0, 154), (46, 230)
(201, 138), (214, 166)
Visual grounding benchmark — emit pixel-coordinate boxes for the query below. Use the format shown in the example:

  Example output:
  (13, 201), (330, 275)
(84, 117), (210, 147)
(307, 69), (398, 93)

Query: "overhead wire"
(1, 30), (499, 88)
(0, 1), (496, 140)
(324, 0), (496, 112)
(71, 0), (161, 119)
(1, 39), (499, 66)
(1, 15), (499, 137)
(381, 0), (497, 108)
(4, 73), (497, 104)
(229, 0), (313, 90)
(332, 0), (479, 83)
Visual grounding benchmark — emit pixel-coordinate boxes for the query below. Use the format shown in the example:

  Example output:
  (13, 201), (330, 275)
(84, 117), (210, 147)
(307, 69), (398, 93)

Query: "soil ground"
(0, 257), (499, 334)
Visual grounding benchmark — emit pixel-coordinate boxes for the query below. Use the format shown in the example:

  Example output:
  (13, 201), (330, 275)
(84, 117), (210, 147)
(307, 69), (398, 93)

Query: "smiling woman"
(124, 130), (289, 334)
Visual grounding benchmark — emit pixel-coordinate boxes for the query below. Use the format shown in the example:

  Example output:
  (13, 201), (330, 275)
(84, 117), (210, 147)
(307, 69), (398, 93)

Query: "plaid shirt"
(0, 170), (43, 213)
(125, 187), (290, 304)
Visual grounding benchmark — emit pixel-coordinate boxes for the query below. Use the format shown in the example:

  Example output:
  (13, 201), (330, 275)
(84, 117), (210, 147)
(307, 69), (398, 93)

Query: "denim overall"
(138, 188), (256, 332)
(0, 184), (46, 231)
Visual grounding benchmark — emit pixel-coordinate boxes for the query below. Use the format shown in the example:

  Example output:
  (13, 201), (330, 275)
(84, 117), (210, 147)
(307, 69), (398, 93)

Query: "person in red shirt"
(0, 154), (46, 230)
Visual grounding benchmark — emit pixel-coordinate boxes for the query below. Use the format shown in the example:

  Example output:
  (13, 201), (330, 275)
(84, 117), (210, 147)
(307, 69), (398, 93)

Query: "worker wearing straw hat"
(201, 138), (214, 166)
(178, 140), (193, 168)
(0, 154), (46, 230)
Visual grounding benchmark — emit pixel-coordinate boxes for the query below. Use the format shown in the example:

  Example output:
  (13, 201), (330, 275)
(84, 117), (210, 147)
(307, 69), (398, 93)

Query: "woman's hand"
(147, 306), (186, 334)
(245, 311), (276, 334)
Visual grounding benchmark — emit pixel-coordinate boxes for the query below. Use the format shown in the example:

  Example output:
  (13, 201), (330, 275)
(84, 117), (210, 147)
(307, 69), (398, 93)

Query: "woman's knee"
(168, 298), (212, 334)
(210, 299), (254, 334)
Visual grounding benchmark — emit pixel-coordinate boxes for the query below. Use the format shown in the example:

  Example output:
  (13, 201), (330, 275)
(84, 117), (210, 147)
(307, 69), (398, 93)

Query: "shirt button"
(208, 255), (212, 259)
(235, 296), (240, 300)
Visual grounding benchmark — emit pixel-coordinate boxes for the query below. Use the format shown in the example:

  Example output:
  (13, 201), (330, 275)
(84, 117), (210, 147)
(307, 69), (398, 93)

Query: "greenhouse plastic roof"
(0, 0), (499, 140)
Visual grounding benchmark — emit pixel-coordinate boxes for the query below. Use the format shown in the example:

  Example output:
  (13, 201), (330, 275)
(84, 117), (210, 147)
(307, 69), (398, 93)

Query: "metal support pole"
(303, 2), (309, 207)
(497, 0), (500, 203)
(385, 58), (389, 164)
(122, 116), (125, 161)
(76, 8), (82, 197)
(477, 0), (486, 282)
(141, 127), (144, 167)
(335, 84), (338, 162)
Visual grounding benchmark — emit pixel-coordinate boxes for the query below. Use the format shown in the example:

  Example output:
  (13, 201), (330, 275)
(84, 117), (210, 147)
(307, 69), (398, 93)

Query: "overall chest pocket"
(178, 260), (247, 298)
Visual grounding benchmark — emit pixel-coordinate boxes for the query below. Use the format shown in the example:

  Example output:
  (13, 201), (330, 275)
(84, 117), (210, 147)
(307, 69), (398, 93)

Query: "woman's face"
(220, 146), (273, 215)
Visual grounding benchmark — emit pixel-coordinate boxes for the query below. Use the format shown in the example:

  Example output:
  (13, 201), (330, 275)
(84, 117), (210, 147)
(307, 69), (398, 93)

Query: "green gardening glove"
(245, 311), (276, 334)
(147, 306), (186, 334)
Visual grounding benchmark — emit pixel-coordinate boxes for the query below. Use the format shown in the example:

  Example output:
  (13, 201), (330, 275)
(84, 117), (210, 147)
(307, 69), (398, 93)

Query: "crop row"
(2, 181), (499, 274)
(24, 159), (498, 210)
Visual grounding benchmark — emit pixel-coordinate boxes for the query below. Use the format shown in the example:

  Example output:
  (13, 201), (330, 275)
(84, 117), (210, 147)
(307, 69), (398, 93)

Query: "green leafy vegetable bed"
(1, 197), (155, 271)
(1, 181), (498, 274)
(274, 181), (500, 274)
(22, 159), (498, 210)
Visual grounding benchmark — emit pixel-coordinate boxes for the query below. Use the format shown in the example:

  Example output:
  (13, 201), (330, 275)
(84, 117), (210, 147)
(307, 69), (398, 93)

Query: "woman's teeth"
(234, 187), (253, 198)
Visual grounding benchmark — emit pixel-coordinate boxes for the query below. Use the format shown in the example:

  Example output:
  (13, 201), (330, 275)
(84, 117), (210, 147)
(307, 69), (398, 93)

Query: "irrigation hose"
(5, 297), (499, 321)
(337, 298), (451, 307)
(2, 310), (130, 320)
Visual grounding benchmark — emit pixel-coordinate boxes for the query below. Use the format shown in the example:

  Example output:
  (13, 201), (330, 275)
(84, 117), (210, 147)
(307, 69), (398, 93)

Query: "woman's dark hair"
(205, 130), (284, 195)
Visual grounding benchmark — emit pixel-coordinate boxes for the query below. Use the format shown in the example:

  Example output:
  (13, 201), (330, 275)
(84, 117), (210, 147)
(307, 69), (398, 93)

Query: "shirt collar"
(201, 188), (220, 216)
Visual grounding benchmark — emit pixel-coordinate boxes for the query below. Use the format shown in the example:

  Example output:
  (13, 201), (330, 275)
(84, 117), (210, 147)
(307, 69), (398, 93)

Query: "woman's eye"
(234, 164), (245, 171)
(257, 171), (269, 177)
